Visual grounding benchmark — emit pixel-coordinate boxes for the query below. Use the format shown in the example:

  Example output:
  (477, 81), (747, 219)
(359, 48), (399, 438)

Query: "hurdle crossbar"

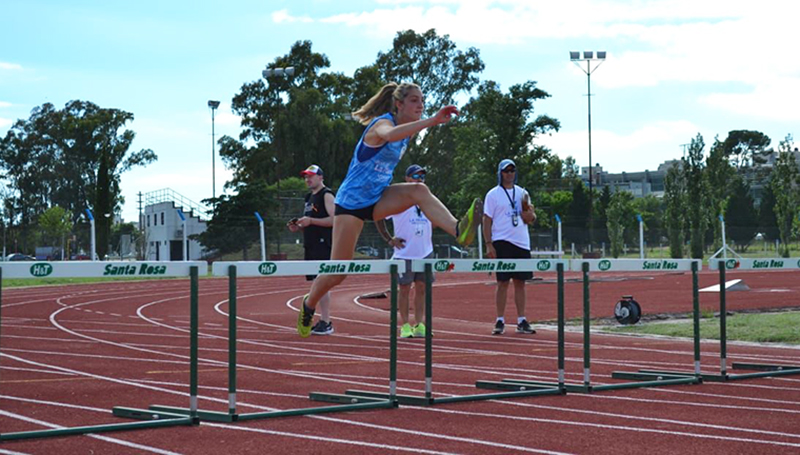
(343, 259), (567, 406)
(0, 261), (202, 441)
(539, 259), (703, 393)
(156, 260), (401, 422)
(698, 259), (800, 381)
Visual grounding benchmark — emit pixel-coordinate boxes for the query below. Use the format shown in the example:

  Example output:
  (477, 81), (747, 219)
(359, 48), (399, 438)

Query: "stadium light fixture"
(569, 50), (607, 252)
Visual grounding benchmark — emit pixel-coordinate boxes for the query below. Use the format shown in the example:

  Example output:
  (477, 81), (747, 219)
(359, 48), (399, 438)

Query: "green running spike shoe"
(297, 294), (315, 338)
(400, 323), (414, 338)
(456, 197), (483, 246)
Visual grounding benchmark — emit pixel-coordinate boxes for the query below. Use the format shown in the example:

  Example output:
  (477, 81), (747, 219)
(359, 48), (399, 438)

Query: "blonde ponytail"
(352, 82), (421, 125)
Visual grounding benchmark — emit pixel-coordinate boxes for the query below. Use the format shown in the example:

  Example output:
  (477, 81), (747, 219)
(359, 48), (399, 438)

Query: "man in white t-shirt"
(482, 159), (537, 335)
(375, 164), (434, 338)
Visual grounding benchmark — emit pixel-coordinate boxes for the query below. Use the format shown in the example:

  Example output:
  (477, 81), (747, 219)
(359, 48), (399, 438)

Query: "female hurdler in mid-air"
(297, 82), (482, 337)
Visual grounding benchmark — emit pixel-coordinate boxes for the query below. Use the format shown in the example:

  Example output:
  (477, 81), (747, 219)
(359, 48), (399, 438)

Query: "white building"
(143, 190), (208, 261)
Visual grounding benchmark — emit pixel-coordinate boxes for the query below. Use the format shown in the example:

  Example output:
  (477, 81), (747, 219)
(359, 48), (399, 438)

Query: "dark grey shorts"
(398, 253), (436, 286)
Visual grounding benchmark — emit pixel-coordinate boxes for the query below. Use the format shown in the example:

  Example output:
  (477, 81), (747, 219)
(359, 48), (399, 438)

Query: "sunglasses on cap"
(502, 167), (516, 173)
(410, 173), (426, 180)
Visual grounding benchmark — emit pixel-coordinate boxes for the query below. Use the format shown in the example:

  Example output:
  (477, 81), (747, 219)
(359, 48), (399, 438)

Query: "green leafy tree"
(758, 181), (778, 240)
(771, 135), (799, 257)
(725, 175), (757, 251)
(38, 206), (72, 257)
(564, 180), (590, 246)
(449, 79), (559, 214)
(721, 130), (771, 172)
(606, 191), (635, 258)
(0, 101), (156, 259)
(684, 134), (709, 259)
(663, 164), (686, 258)
(632, 194), (663, 246)
(705, 136), (735, 250)
(222, 40), (360, 190)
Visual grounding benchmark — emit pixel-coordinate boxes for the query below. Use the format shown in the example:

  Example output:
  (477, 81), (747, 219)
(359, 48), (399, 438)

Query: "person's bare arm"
(364, 106), (458, 147)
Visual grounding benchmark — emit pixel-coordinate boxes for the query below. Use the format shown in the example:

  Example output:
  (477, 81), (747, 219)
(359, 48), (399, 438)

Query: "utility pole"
(137, 191), (144, 259)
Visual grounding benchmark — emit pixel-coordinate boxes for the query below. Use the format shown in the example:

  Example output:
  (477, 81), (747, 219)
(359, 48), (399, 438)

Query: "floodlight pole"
(570, 51), (606, 253)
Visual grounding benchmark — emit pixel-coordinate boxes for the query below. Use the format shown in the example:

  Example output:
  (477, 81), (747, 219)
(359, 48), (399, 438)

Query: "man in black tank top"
(288, 165), (336, 335)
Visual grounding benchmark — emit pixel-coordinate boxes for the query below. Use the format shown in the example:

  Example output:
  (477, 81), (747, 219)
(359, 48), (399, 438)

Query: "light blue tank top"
(335, 113), (409, 209)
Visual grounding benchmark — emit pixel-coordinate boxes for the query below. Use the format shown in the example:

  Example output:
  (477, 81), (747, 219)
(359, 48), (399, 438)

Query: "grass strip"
(606, 311), (800, 344)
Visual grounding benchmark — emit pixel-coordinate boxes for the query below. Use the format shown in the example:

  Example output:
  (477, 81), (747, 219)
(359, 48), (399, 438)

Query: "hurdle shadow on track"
(500, 260), (704, 394)
(645, 259), (800, 383)
(313, 259), (568, 407)
(0, 262), (203, 442)
(149, 260), (402, 423)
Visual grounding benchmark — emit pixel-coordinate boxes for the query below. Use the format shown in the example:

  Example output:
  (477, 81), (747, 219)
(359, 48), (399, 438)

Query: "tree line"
(2, 29), (797, 261)
(0, 101), (154, 259)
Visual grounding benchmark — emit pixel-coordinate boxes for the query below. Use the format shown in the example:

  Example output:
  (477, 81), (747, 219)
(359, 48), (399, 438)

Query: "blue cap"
(497, 159), (517, 185)
(406, 164), (426, 177)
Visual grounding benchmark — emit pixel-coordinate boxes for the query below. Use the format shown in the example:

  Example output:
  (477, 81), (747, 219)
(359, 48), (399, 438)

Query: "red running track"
(1, 269), (799, 454)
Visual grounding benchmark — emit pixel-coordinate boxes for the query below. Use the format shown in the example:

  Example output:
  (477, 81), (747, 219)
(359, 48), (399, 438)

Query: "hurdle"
(691, 259), (800, 381)
(330, 259), (567, 406)
(0, 261), (202, 441)
(511, 259), (703, 393)
(151, 260), (402, 422)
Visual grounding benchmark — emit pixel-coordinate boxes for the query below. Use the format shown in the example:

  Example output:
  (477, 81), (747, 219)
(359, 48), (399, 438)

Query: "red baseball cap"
(300, 165), (323, 176)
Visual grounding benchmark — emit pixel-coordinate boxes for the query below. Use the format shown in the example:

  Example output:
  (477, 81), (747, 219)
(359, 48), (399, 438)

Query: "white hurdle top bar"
(573, 259), (700, 272)
(0, 261), (206, 279)
(409, 258), (567, 273)
(708, 258), (800, 271)
(212, 260), (404, 277)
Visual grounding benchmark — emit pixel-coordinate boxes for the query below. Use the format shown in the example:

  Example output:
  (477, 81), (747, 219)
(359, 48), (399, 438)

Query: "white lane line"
(415, 406), (800, 449)
(201, 423), (462, 455)
(0, 408), (182, 455)
(498, 397), (800, 439)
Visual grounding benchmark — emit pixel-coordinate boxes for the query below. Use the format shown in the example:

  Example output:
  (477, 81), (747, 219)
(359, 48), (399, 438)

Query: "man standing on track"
(482, 159), (537, 335)
(288, 164), (336, 335)
(375, 164), (433, 338)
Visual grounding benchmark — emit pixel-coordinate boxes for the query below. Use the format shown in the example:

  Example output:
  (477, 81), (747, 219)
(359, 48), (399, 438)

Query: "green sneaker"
(400, 323), (414, 338)
(456, 198), (483, 246)
(413, 322), (428, 338)
(297, 294), (315, 338)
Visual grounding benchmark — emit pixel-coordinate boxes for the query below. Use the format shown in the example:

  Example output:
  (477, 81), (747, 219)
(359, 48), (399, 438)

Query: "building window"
(161, 212), (165, 225)
(147, 215), (150, 227)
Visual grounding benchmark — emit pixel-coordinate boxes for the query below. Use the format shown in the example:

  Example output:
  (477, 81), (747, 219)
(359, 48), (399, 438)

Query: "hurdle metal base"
(150, 396), (395, 423)
(329, 384), (565, 407)
(497, 374), (700, 393)
(638, 366), (800, 382)
(0, 410), (197, 442)
(147, 405), (238, 423)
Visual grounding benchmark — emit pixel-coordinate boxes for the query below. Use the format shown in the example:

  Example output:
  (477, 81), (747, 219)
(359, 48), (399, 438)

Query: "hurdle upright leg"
(718, 260), (800, 380)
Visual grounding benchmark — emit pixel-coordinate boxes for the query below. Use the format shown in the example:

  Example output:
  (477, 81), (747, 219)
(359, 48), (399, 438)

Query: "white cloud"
(271, 9), (313, 24)
(0, 62), (23, 71)
(212, 102), (241, 127)
(0, 101), (11, 108)
(540, 120), (702, 172)
(700, 79), (800, 123)
(0, 117), (11, 128)
(318, 0), (796, 124)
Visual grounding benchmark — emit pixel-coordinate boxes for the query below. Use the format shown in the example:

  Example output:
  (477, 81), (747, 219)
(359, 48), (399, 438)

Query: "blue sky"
(2, 0), (797, 222)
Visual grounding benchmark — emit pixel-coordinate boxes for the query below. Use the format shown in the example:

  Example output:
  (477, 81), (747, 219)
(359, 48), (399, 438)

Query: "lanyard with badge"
(502, 186), (519, 227)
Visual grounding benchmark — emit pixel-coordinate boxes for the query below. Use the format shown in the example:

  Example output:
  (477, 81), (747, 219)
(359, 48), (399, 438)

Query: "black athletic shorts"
(334, 203), (375, 221)
(493, 240), (533, 282)
(305, 244), (332, 281)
